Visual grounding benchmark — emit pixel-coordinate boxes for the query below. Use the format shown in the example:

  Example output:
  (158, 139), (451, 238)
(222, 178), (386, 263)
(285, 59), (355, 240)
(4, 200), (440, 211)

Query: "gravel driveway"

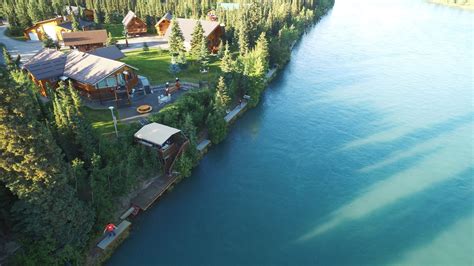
(117, 35), (169, 53)
(0, 24), (43, 62)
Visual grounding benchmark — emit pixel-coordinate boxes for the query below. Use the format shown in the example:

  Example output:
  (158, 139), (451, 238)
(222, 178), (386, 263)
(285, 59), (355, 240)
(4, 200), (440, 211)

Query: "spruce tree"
(190, 20), (204, 58)
(168, 17), (185, 56)
(215, 76), (231, 112)
(0, 68), (93, 259)
(107, 32), (115, 46)
(238, 21), (249, 56)
(220, 42), (233, 74)
(198, 36), (209, 71)
(71, 14), (80, 31)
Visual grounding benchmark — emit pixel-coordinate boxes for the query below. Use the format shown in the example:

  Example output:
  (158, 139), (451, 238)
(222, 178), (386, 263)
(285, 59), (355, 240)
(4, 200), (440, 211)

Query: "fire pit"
(137, 105), (152, 114)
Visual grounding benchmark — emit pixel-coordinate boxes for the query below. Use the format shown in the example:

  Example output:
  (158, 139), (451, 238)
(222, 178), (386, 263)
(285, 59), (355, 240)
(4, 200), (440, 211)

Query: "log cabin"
(161, 17), (224, 53)
(62, 30), (107, 52)
(23, 48), (138, 104)
(134, 123), (189, 175)
(155, 12), (172, 36)
(122, 11), (147, 36)
(24, 16), (93, 41)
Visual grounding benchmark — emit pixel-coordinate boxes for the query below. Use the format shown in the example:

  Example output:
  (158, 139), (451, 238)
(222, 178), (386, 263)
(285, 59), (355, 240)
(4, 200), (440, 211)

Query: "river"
(109, 0), (473, 265)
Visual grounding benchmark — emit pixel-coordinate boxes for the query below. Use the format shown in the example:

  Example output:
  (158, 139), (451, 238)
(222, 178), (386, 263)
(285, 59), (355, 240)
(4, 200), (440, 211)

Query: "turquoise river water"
(110, 0), (473, 265)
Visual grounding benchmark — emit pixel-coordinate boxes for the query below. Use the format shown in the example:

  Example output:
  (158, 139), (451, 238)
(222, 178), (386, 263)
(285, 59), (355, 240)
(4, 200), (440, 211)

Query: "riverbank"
(429, 0), (474, 10)
(90, 3), (335, 264)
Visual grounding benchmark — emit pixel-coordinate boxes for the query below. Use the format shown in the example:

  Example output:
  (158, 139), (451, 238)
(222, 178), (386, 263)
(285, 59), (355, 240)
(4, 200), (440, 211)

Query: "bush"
(206, 111), (228, 144)
(5, 26), (23, 37)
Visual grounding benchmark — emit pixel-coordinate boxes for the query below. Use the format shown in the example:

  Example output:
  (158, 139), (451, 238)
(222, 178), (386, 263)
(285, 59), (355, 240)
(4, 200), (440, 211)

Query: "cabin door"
(28, 32), (39, 41)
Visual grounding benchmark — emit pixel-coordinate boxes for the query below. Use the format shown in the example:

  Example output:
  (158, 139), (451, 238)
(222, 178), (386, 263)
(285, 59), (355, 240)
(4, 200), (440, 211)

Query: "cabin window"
(97, 76), (118, 89)
(118, 74), (125, 86)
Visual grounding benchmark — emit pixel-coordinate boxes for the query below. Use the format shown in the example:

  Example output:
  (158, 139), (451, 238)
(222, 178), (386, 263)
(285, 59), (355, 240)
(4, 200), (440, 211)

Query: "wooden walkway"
(131, 174), (179, 211)
(225, 102), (247, 123)
(197, 139), (211, 153)
(97, 220), (131, 250)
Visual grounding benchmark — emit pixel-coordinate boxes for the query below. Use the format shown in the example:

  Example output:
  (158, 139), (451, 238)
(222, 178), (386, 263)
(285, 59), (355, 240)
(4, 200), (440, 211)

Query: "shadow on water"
(289, 168), (474, 265)
(294, 113), (473, 242)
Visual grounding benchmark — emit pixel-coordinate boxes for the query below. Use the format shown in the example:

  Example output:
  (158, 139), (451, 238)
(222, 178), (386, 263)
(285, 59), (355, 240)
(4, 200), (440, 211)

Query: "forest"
(0, 0), (334, 264)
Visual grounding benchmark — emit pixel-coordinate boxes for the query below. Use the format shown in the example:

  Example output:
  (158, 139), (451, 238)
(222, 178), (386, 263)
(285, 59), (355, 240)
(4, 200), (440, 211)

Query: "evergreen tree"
(27, 0), (43, 23)
(182, 113), (197, 144)
(190, 20), (204, 58)
(255, 32), (270, 71)
(215, 76), (231, 112)
(42, 35), (56, 49)
(238, 20), (249, 56)
(2, 47), (15, 71)
(220, 42), (233, 74)
(106, 32), (115, 46)
(168, 17), (185, 56)
(71, 14), (80, 31)
(0, 69), (93, 262)
(217, 40), (224, 58)
(198, 36), (209, 71)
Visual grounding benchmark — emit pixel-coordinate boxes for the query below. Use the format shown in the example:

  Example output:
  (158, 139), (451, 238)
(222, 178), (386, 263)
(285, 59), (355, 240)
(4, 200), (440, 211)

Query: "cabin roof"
(122, 10), (139, 26)
(64, 50), (128, 85)
(88, 46), (125, 60)
(23, 49), (67, 80)
(62, 30), (107, 46)
(134, 123), (181, 147)
(24, 17), (63, 32)
(164, 18), (220, 43)
(24, 48), (133, 85)
(155, 12), (173, 26)
(58, 19), (93, 31)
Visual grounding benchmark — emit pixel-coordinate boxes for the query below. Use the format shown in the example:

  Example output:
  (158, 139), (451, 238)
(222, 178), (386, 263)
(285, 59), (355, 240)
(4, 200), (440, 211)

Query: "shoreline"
(428, 0), (474, 10)
(91, 7), (332, 265)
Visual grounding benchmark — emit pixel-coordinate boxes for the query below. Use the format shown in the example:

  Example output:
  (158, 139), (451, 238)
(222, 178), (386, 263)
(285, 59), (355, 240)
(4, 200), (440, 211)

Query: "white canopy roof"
(134, 123), (181, 146)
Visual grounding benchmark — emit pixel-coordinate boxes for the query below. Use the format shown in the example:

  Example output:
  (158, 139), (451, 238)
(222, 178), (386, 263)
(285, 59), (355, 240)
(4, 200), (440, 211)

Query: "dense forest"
(0, 0), (334, 264)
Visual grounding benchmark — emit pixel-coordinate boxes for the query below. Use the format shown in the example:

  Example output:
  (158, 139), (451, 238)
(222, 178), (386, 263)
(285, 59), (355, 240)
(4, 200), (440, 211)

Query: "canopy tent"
(134, 123), (181, 147)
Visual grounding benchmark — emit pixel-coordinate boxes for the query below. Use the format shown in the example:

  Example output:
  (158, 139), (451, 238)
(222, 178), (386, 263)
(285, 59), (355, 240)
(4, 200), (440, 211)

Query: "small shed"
(62, 30), (107, 52)
(134, 123), (189, 174)
(122, 11), (147, 36)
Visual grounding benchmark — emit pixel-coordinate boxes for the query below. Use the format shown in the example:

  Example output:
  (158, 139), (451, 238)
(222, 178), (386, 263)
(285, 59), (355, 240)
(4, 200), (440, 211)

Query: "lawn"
(121, 49), (222, 85)
(104, 24), (125, 40)
(83, 107), (125, 137)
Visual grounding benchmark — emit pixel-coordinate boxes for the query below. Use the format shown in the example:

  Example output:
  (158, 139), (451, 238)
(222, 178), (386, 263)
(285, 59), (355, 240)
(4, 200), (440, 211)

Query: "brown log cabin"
(62, 30), (107, 52)
(156, 14), (224, 53)
(23, 48), (138, 104)
(123, 11), (147, 36)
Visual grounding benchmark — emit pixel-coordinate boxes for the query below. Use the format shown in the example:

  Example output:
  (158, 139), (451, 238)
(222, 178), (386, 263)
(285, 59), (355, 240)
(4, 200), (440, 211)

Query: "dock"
(225, 102), (247, 124)
(97, 220), (131, 250)
(197, 139), (211, 153)
(131, 174), (180, 211)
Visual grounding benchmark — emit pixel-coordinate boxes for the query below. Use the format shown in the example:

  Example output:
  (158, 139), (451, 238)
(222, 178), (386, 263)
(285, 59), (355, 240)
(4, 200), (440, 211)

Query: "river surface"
(110, 0), (473, 265)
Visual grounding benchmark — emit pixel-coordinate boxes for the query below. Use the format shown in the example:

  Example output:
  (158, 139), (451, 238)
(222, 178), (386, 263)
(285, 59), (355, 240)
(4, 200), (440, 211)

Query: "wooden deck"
(97, 220), (131, 250)
(131, 174), (179, 210)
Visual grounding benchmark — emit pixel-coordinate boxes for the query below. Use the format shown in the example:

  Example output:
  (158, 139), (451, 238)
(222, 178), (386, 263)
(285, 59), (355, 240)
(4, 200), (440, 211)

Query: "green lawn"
(104, 24), (125, 40)
(121, 49), (222, 85)
(83, 107), (125, 137)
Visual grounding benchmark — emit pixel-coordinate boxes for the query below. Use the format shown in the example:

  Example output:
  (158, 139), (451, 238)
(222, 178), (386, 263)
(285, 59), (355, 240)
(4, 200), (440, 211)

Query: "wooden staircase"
(165, 140), (189, 175)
